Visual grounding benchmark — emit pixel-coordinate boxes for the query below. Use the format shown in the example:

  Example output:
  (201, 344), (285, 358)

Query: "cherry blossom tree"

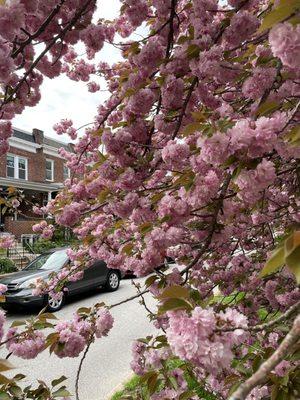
(0, 0), (299, 399)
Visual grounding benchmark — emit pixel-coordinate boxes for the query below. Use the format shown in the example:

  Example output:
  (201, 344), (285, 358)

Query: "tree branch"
(75, 336), (93, 400)
(2, 0), (95, 107)
(172, 76), (198, 139)
(229, 315), (300, 400)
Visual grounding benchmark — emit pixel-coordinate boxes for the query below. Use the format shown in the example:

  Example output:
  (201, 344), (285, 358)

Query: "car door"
(65, 260), (91, 295)
(83, 260), (108, 288)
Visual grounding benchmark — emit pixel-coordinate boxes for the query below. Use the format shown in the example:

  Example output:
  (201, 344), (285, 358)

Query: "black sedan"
(0, 248), (122, 312)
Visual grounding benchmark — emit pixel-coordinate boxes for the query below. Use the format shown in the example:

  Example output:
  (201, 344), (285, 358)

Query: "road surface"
(0, 278), (156, 400)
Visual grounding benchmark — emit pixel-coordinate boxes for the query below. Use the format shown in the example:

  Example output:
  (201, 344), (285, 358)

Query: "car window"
(24, 250), (69, 271)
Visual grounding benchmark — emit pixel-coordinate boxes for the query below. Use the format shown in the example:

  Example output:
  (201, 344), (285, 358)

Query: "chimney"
(32, 128), (44, 144)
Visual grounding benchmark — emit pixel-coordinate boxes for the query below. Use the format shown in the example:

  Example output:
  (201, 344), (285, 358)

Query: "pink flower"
(0, 234), (15, 249)
(242, 67), (277, 100)
(269, 22), (300, 70)
(0, 284), (7, 295)
(55, 203), (82, 227)
(0, 121), (12, 140)
(6, 329), (45, 359)
(224, 11), (259, 47)
(95, 308), (114, 338)
(88, 81), (100, 93)
(162, 140), (190, 169)
(0, 309), (6, 341)
(127, 89), (156, 115)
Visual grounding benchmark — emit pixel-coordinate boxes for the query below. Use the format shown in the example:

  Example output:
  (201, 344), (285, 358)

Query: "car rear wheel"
(47, 293), (65, 312)
(105, 271), (120, 291)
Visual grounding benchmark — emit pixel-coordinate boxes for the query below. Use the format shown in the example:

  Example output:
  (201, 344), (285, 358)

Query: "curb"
(106, 372), (135, 400)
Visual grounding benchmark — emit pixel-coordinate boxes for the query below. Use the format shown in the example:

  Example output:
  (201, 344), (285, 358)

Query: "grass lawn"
(110, 360), (216, 400)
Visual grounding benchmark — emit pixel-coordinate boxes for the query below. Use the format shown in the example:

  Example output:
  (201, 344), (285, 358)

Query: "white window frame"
(6, 154), (28, 180)
(63, 164), (70, 180)
(45, 159), (54, 181)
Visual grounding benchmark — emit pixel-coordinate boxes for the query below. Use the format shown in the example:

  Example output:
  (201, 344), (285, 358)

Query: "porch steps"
(7, 242), (39, 270)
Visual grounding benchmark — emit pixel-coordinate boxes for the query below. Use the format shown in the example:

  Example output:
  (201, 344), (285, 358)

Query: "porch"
(0, 177), (63, 238)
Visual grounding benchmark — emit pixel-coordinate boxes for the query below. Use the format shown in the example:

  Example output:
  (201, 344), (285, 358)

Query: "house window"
(6, 155), (28, 180)
(46, 159), (54, 181)
(63, 165), (70, 180)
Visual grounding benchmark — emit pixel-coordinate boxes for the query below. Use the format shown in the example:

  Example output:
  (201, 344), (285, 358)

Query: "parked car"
(0, 248), (123, 312)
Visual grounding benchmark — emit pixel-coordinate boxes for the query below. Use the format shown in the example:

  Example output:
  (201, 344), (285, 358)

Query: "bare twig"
(172, 77), (198, 139)
(109, 288), (149, 309)
(180, 173), (232, 279)
(75, 336), (93, 400)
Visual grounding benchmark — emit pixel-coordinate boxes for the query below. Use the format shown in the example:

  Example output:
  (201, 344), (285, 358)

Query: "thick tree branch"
(12, 0), (66, 59)
(229, 315), (300, 400)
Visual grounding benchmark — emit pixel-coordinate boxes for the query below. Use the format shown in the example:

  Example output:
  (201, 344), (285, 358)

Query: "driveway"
(0, 277), (156, 400)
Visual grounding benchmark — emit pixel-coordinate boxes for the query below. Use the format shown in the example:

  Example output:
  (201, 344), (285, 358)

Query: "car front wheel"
(47, 293), (65, 312)
(105, 271), (120, 291)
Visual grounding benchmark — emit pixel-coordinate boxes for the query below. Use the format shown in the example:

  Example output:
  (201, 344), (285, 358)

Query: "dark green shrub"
(0, 258), (17, 274)
(32, 238), (79, 254)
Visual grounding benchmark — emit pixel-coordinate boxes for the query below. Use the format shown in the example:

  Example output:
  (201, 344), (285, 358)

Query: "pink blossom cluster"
(269, 22), (300, 70)
(53, 308), (113, 357)
(0, 309), (5, 341)
(6, 328), (46, 359)
(0, 234), (15, 249)
(166, 307), (248, 374)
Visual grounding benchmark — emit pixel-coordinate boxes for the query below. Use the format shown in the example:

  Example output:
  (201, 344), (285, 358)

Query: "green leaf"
(39, 312), (58, 320)
(260, 246), (284, 278)
(283, 231), (300, 284)
(182, 122), (202, 136)
(256, 100), (280, 116)
(258, 0), (300, 33)
(147, 373), (158, 395)
(9, 386), (22, 397)
(10, 320), (26, 327)
(285, 246), (300, 284)
(121, 243), (134, 255)
(0, 392), (10, 400)
(158, 298), (192, 314)
(76, 307), (91, 314)
(52, 388), (71, 398)
(186, 44), (200, 59)
(51, 376), (67, 387)
(144, 275), (158, 287)
(159, 285), (190, 300)
(179, 391), (197, 400)
(0, 359), (14, 373)
(0, 374), (11, 385)
(284, 126), (300, 144)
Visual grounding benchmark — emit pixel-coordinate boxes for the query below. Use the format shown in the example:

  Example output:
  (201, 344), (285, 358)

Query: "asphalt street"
(0, 277), (157, 400)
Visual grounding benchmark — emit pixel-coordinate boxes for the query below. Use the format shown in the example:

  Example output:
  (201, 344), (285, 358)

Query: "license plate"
(0, 295), (5, 303)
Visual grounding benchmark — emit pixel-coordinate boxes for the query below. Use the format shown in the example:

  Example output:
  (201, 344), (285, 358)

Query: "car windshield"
(24, 250), (69, 271)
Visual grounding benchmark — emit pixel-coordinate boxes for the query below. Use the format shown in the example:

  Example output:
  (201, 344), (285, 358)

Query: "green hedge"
(0, 258), (18, 274)
(31, 238), (79, 254)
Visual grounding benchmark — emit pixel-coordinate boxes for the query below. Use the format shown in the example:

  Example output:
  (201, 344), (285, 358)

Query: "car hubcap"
(48, 295), (63, 309)
(109, 273), (119, 289)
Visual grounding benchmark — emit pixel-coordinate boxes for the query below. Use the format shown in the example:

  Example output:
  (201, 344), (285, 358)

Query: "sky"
(13, 0), (122, 143)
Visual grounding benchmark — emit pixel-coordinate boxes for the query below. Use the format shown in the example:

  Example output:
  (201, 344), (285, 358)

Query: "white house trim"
(43, 144), (65, 159)
(0, 177), (63, 192)
(8, 137), (41, 153)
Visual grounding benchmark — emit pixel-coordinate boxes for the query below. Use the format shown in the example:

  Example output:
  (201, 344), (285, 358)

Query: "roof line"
(12, 126), (71, 145)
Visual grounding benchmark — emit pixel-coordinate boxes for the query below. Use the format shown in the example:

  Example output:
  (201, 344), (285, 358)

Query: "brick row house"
(0, 128), (73, 239)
